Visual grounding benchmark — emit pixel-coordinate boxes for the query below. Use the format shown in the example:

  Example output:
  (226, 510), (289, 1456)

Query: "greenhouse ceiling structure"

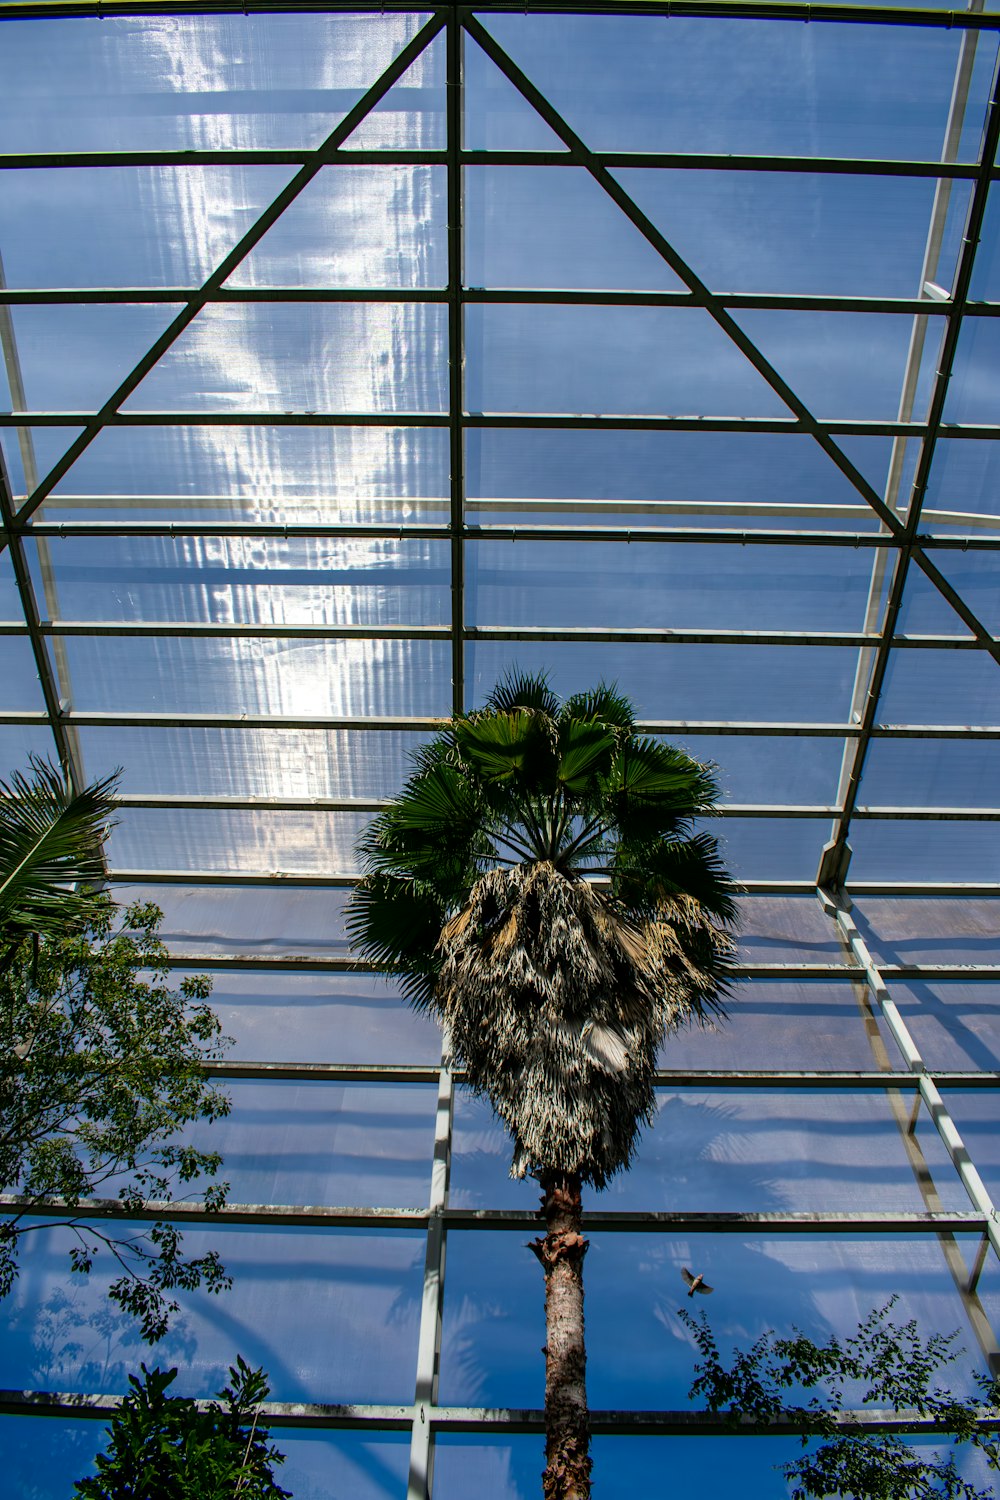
(1, 0), (1000, 1494)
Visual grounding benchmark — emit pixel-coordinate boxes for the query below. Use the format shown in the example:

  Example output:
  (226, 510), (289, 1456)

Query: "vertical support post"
(407, 1036), (454, 1500)
(447, 10), (465, 718)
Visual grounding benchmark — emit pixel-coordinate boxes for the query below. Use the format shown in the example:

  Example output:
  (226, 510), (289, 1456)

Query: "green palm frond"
(560, 683), (636, 731)
(0, 757), (119, 944)
(454, 709), (558, 789)
(343, 872), (446, 1009)
(484, 669), (560, 718)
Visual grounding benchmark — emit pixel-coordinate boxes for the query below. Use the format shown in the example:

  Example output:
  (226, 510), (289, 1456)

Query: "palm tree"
(348, 673), (738, 1500)
(0, 756), (119, 973)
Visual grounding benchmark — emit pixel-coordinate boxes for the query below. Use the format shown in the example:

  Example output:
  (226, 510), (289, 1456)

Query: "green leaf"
(454, 710), (557, 789)
(0, 757), (120, 945)
(555, 719), (617, 793)
(483, 669), (559, 718)
(561, 682), (636, 731)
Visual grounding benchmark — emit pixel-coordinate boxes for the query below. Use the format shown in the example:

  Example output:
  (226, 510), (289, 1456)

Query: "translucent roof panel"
(24, 533), (452, 627)
(474, 17), (991, 161)
(464, 427), (891, 530)
(59, 636), (452, 715)
(466, 539), (878, 631)
(619, 170), (970, 299)
(31, 424), (450, 525)
(0, 13), (435, 152)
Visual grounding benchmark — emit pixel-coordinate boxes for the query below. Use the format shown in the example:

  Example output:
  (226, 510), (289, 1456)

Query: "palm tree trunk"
(530, 1170), (592, 1500)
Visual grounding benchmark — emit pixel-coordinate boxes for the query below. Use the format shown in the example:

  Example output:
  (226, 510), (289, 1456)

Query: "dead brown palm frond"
(435, 860), (726, 1188)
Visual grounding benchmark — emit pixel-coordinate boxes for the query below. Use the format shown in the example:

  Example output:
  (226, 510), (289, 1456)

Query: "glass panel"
(341, 28), (446, 151)
(849, 818), (1000, 884)
(735, 895), (847, 965)
(0, 639), (46, 710)
(463, 32), (570, 151)
(0, 166), (293, 289)
(80, 726), (422, 797)
(465, 427), (889, 529)
(0, 723), (56, 780)
(228, 165), (447, 289)
(466, 640), (858, 723)
(180, 1080), (436, 1207)
(1, 1417), (105, 1500)
(944, 317), (1000, 425)
(877, 648), (1000, 724)
(906, 553), (1000, 636)
(60, 636), (451, 715)
(466, 304), (790, 418)
(476, 17), (973, 161)
(895, 564), (979, 637)
(658, 981), (903, 1072)
(731, 310), (917, 422)
(889, 983), (1000, 1071)
(851, 897), (1000, 968)
(0, 1222), (424, 1404)
(922, 438), (1000, 532)
(186, 971), (440, 1066)
(0, 14), (432, 152)
(439, 1230), (989, 1409)
(450, 1087), (967, 1214)
(941, 1092), (1000, 1202)
(621, 171), (968, 298)
(673, 735), (847, 808)
(35, 425), (450, 525)
(858, 738), (1000, 810)
(466, 540), (875, 632)
(119, 883), (359, 960)
(464, 167), (683, 292)
(433, 1436), (546, 1500)
(0, 548), (21, 620)
(275, 1431), (409, 1500)
(0, 427), (84, 501)
(122, 303), (448, 414)
(25, 534), (451, 627)
(106, 807), (372, 875)
(715, 816), (827, 882)
(969, 183), (1000, 301)
(0, 305), (183, 411)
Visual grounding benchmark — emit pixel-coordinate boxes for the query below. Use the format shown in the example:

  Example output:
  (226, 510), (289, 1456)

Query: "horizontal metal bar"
(0, 412), (943, 436)
(2, 0), (1000, 30)
(2, 1390), (994, 1438)
(202, 1060), (1000, 1089)
(28, 621), (992, 649)
(2, 285), (995, 317)
(0, 147), (989, 179)
(13, 516), (1000, 548)
(0, 1193), (984, 1234)
(4, 710), (1000, 740)
(109, 870), (827, 895)
(149, 950), (1000, 981)
(106, 793), (1000, 819)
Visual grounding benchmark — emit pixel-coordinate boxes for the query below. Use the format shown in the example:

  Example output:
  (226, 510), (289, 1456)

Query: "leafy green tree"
(682, 1297), (1000, 1499)
(0, 896), (232, 1342)
(74, 1357), (291, 1499)
(349, 672), (737, 1500)
(0, 757), (118, 972)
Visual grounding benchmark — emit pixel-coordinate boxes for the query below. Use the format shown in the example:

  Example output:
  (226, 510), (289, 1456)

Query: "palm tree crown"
(348, 673), (738, 1187)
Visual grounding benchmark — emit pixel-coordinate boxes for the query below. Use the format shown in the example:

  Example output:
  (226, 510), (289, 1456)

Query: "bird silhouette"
(681, 1266), (713, 1297)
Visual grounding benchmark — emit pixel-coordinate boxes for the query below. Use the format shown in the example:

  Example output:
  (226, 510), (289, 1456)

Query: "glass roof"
(2, 3), (1000, 1495)
(2, 1), (998, 893)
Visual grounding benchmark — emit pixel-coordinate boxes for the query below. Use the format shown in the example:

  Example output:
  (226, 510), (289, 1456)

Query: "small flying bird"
(681, 1266), (713, 1298)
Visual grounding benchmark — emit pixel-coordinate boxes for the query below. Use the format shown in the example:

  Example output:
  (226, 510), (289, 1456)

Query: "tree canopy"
(0, 896), (232, 1341)
(683, 1297), (1000, 1500)
(348, 671), (739, 1186)
(74, 1358), (291, 1500)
